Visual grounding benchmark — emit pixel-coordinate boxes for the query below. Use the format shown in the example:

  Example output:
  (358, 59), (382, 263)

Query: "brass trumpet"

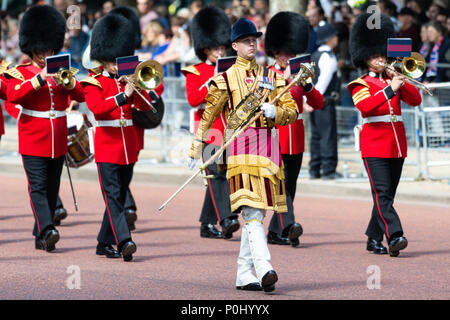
(377, 52), (432, 96)
(120, 60), (164, 113)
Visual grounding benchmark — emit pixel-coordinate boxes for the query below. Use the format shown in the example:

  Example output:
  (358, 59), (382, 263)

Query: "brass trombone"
(119, 60), (164, 113)
(377, 52), (433, 96)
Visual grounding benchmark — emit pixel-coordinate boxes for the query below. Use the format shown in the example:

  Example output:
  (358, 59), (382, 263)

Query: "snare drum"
(66, 112), (94, 168)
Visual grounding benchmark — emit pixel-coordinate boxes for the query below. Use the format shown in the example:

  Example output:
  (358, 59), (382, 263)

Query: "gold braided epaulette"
(210, 74), (227, 91)
(4, 67), (25, 81)
(80, 76), (102, 88)
(347, 76), (369, 89)
(0, 61), (11, 75)
(181, 65), (200, 76)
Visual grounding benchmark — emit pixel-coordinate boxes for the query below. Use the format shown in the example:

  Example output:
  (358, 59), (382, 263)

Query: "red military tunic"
(5, 62), (85, 158)
(0, 60), (11, 136)
(81, 69), (151, 165)
(269, 64), (323, 154)
(135, 82), (165, 152)
(181, 61), (226, 146)
(347, 73), (422, 158)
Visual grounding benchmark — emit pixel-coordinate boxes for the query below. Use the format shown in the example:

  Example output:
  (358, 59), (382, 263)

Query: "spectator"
(378, 0), (399, 33)
(427, 2), (446, 22)
(446, 15), (450, 36)
(189, 0), (203, 17)
(405, 0), (429, 24)
(154, 3), (171, 29)
(419, 23), (433, 80)
(155, 20), (198, 75)
(53, 0), (67, 15)
(254, 0), (268, 12)
(436, 9), (448, 27)
(69, 28), (89, 70)
(306, 6), (326, 54)
(137, 0), (159, 31)
(103, 0), (115, 15)
(397, 7), (422, 52)
(137, 20), (164, 61)
(424, 21), (449, 83)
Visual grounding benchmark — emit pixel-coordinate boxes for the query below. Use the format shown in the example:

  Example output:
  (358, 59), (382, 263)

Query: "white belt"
(96, 119), (133, 127)
(362, 115), (403, 124)
(297, 113), (303, 120)
(21, 108), (66, 119)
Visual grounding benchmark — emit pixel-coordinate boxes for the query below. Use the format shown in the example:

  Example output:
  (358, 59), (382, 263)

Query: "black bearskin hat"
(19, 5), (66, 58)
(109, 6), (142, 50)
(191, 6), (231, 62)
(349, 13), (396, 68)
(265, 11), (309, 57)
(90, 14), (136, 62)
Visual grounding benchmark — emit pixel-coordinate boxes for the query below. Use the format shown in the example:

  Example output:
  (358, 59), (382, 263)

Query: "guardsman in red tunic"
(108, 6), (165, 231)
(348, 14), (422, 257)
(265, 12), (324, 247)
(81, 14), (152, 262)
(181, 6), (239, 240)
(4, 6), (85, 252)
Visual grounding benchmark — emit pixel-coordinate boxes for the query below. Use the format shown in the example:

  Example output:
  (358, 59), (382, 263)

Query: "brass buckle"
(390, 114), (397, 122)
(120, 119), (127, 127)
(49, 110), (56, 118)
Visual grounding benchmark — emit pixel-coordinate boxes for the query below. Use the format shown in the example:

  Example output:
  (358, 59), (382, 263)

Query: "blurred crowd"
(0, 0), (449, 83)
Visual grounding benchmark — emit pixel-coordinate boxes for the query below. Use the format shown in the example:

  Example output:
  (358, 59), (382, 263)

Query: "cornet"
(375, 52), (433, 96)
(56, 67), (79, 89)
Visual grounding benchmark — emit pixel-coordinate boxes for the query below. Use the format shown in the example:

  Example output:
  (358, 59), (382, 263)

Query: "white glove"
(261, 103), (276, 119)
(187, 157), (201, 170)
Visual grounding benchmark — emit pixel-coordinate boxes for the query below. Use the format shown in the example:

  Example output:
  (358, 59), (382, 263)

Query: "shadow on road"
(132, 225), (198, 234)
(133, 250), (236, 262)
(280, 279), (363, 295)
(299, 240), (364, 248)
(0, 214), (32, 221)
(395, 249), (450, 258)
(0, 228), (30, 233)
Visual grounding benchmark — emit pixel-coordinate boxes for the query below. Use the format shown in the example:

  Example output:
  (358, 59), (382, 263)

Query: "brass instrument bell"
(133, 60), (164, 90)
(401, 52), (426, 79)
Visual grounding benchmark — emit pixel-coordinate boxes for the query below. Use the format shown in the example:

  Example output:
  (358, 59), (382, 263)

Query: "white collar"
(318, 44), (332, 52)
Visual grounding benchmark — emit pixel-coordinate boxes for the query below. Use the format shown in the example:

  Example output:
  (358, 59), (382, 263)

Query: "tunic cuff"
(115, 92), (128, 107)
(383, 85), (396, 100)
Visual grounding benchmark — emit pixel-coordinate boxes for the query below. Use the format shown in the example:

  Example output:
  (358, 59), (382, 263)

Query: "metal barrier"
(420, 82), (450, 180)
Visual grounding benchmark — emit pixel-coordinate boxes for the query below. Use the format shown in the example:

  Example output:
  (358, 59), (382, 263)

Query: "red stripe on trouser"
(364, 158), (390, 239)
(205, 166), (221, 223)
(97, 165), (119, 245)
(21, 157), (41, 234)
(278, 212), (284, 230)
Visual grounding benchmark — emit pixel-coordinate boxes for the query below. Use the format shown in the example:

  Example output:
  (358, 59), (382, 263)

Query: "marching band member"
(81, 14), (152, 262)
(265, 11), (323, 247)
(347, 13), (422, 257)
(182, 6), (239, 240)
(189, 18), (298, 293)
(4, 5), (84, 252)
(107, 6), (166, 232)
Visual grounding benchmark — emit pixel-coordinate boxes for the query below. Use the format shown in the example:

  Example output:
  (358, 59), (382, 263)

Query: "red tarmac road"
(0, 173), (448, 300)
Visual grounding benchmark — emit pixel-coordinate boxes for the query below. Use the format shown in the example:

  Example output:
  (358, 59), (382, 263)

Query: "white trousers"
(236, 206), (273, 286)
